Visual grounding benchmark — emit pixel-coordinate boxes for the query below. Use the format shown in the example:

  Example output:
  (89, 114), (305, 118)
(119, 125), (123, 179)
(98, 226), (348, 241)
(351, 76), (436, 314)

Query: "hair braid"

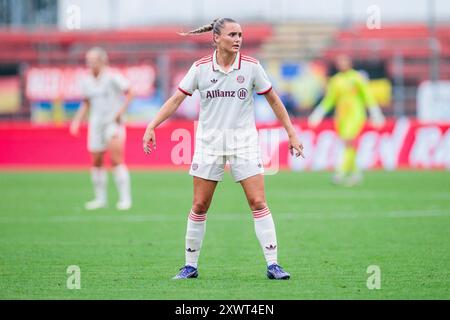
(178, 18), (236, 36)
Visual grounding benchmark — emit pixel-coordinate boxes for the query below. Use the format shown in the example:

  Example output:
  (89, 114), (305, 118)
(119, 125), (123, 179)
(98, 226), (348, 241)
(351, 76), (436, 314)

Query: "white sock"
(253, 207), (278, 267)
(185, 210), (207, 269)
(90, 167), (107, 203)
(113, 164), (131, 203)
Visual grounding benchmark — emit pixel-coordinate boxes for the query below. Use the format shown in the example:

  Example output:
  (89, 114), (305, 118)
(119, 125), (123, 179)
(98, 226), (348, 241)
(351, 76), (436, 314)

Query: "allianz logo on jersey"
(206, 88), (248, 100)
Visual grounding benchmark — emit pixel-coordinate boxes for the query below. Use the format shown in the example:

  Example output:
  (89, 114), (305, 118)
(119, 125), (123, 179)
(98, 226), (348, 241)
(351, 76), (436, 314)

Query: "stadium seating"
(2, 22), (450, 118)
(322, 24), (450, 83)
(0, 24), (272, 65)
(259, 22), (339, 61)
(0, 24), (272, 119)
(321, 24), (450, 116)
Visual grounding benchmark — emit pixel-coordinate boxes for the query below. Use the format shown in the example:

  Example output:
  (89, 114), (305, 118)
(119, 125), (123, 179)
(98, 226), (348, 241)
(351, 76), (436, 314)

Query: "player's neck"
(216, 50), (237, 71)
(92, 68), (105, 79)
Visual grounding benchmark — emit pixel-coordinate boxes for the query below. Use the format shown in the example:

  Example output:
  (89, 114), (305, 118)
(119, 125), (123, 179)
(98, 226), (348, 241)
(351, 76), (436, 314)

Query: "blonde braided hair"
(178, 18), (237, 37)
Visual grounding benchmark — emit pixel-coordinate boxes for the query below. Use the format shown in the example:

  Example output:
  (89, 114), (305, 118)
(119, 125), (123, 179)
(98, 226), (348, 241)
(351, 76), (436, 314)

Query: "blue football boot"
(172, 265), (198, 280)
(267, 264), (290, 280)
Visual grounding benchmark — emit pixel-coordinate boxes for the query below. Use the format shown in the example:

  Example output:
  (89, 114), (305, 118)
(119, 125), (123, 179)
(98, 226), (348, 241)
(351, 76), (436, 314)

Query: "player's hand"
(114, 113), (122, 124)
(368, 106), (386, 129)
(288, 135), (305, 158)
(371, 116), (385, 129)
(69, 120), (80, 137)
(142, 127), (156, 155)
(308, 105), (326, 128)
(307, 115), (320, 128)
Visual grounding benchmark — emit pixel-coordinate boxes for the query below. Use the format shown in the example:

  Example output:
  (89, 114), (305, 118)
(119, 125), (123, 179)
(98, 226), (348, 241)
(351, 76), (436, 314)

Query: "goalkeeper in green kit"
(308, 55), (385, 186)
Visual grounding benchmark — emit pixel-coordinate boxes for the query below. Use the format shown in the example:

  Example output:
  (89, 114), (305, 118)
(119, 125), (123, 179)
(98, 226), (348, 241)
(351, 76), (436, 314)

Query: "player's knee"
(109, 151), (123, 167)
(92, 157), (103, 167)
(248, 198), (267, 211)
(110, 158), (122, 167)
(192, 201), (210, 215)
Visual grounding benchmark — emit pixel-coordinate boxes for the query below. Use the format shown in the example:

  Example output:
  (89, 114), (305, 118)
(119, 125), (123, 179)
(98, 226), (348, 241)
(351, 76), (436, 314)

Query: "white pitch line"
(387, 210), (450, 218)
(0, 210), (448, 224)
(269, 190), (450, 200)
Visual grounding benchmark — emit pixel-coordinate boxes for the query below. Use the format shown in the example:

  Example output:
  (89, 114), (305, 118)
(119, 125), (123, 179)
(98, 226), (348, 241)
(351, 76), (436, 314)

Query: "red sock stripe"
(189, 210), (207, 222)
(252, 207), (271, 219)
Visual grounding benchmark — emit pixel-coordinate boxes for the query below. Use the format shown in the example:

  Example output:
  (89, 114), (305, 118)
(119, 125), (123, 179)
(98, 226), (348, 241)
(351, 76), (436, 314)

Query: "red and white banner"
(288, 118), (450, 170)
(25, 65), (156, 100)
(0, 119), (449, 170)
(417, 80), (450, 122)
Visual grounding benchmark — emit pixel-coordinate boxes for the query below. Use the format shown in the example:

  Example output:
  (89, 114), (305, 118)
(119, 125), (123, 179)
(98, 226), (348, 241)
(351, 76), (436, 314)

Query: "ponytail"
(178, 18), (237, 36)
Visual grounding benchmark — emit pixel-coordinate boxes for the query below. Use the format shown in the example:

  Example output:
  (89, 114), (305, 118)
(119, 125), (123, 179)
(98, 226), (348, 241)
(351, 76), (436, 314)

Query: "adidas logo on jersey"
(211, 78), (218, 83)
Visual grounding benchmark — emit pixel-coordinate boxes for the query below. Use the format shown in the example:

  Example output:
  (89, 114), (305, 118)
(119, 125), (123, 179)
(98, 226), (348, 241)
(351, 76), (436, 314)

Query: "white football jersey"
(178, 50), (272, 155)
(81, 70), (130, 124)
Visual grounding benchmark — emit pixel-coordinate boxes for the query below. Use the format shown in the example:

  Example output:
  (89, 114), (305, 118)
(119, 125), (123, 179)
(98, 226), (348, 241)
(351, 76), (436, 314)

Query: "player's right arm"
(144, 62), (198, 154)
(355, 74), (385, 128)
(308, 77), (337, 128)
(70, 99), (90, 137)
(142, 90), (187, 154)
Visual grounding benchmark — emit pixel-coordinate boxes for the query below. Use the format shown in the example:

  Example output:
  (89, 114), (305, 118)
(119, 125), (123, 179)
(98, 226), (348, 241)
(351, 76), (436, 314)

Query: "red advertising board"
(0, 119), (449, 170)
(25, 65), (156, 100)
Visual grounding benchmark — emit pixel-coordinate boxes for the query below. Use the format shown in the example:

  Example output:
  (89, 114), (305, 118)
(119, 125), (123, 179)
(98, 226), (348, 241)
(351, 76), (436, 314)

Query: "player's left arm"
(112, 73), (134, 123)
(357, 74), (385, 128)
(254, 62), (304, 158)
(264, 89), (305, 158)
(115, 88), (134, 123)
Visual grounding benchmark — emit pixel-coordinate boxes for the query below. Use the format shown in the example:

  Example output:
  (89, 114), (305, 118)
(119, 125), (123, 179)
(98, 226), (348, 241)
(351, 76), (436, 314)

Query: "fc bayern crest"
(237, 88), (248, 100)
(237, 75), (245, 84)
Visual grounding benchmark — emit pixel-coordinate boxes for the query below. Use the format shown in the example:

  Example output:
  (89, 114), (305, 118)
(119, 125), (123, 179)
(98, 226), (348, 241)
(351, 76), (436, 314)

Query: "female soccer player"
(308, 55), (385, 186)
(143, 18), (304, 280)
(70, 47), (134, 210)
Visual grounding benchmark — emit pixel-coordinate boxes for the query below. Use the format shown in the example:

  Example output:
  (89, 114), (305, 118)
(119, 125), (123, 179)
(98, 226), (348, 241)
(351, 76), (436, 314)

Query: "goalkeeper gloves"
(368, 105), (386, 128)
(308, 105), (326, 128)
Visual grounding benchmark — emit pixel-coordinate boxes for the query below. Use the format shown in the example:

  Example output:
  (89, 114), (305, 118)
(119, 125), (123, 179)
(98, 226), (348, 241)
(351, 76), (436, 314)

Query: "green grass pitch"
(0, 170), (449, 299)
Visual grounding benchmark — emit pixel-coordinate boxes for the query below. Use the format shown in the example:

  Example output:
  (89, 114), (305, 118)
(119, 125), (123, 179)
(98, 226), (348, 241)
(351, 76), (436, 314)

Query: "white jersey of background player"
(70, 47), (134, 210)
(143, 18), (305, 280)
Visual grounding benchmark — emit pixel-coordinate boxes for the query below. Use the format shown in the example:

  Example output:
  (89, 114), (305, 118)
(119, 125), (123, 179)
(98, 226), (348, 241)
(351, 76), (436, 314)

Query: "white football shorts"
(87, 121), (126, 152)
(189, 152), (264, 182)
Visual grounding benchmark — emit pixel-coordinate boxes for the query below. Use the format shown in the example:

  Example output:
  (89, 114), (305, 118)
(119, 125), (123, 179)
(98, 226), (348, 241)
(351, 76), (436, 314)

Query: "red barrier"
(0, 120), (194, 168)
(0, 119), (449, 170)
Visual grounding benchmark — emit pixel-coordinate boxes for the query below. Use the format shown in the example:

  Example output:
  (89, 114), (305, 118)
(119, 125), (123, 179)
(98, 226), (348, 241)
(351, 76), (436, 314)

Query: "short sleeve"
(111, 72), (131, 92)
(254, 63), (272, 95)
(178, 63), (198, 96)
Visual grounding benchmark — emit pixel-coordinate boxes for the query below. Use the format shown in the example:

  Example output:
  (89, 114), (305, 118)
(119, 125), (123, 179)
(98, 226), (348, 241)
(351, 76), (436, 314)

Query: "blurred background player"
(308, 54), (385, 186)
(143, 18), (304, 280)
(70, 47), (134, 210)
